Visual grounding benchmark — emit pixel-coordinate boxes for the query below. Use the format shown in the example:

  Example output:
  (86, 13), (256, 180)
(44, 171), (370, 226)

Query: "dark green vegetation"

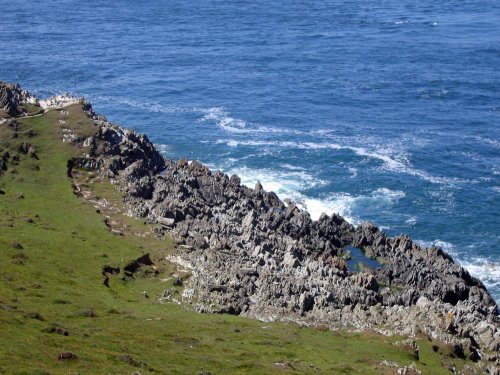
(0, 106), (467, 374)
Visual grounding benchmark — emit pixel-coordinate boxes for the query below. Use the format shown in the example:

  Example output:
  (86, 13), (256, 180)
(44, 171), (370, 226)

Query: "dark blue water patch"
(343, 245), (383, 273)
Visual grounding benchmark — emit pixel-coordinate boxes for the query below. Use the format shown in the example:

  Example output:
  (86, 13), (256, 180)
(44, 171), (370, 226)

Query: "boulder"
(157, 217), (175, 227)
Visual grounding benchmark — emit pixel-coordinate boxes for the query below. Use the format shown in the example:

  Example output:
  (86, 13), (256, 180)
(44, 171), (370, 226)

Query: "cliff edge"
(2, 81), (499, 372)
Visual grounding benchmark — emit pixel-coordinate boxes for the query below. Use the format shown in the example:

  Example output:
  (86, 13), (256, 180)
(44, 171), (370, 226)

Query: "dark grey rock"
(0, 82), (32, 116)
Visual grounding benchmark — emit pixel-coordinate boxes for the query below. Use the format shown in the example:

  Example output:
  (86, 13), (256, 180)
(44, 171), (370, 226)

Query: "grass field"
(0, 105), (467, 374)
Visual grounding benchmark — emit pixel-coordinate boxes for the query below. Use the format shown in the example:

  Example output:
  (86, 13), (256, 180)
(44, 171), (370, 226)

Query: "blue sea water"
(1, 1), (499, 299)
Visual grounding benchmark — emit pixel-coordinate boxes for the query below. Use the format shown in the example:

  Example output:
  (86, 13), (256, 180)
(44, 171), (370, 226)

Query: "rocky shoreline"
(2, 82), (499, 372)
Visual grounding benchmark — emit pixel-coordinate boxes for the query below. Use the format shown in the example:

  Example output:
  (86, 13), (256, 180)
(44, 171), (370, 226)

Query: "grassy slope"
(0, 106), (465, 374)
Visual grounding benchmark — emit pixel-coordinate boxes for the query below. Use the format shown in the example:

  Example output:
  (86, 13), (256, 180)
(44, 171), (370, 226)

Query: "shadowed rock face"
(76, 103), (499, 360)
(0, 82), (31, 117)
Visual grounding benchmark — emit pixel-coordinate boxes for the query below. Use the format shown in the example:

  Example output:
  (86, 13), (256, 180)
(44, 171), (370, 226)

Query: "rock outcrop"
(6, 87), (499, 370)
(0, 81), (34, 117)
(75, 103), (165, 181)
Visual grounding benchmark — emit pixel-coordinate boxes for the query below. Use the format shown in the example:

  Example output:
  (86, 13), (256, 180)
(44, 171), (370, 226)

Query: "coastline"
(1, 82), (499, 373)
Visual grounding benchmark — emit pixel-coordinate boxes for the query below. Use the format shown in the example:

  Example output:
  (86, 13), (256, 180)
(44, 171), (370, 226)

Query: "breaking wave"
(222, 165), (405, 224)
(199, 107), (300, 134)
(219, 138), (469, 185)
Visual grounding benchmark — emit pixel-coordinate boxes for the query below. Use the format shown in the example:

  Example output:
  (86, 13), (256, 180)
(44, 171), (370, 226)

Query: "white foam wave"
(226, 166), (325, 193)
(372, 188), (406, 200)
(281, 163), (307, 171)
(223, 139), (298, 148)
(155, 144), (169, 154)
(203, 162), (216, 170)
(461, 259), (500, 290)
(405, 216), (417, 226)
(225, 140), (239, 147)
(200, 107), (247, 129)
(302, 195), (360, 224)
(420, 89), (449, 99)
(223, 166), (406, 224)
(297, 188), (405, 224)
(223, 166), (354, 221)
(470, 135), (500, 149)
(407, 169), (469, 185)
(221, 139), (403, 170)
(199, 107), (299, 134)
(309, 129), (337, 136)
(220, 139), (465, 185)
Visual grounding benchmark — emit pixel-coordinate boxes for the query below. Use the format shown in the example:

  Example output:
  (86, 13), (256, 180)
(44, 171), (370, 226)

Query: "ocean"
(1, 1), (499, 299)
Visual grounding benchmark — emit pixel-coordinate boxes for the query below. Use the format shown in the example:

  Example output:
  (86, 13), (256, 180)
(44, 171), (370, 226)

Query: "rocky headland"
(2, 82), (499, 372)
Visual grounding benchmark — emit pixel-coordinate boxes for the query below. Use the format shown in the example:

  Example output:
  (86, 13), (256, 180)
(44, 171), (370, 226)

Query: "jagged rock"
(352, 273), (379, 291)
(0, 82), (34, 116)
(254, 180), (263, 193)
(242, 211), (255, 229)
(85, 123), (165, 179)
(157, 217), (175, 227)
(21, 85), (497, 366)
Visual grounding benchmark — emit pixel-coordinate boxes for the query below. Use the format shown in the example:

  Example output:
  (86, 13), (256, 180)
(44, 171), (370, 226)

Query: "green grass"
(0, 106), (467, 374)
